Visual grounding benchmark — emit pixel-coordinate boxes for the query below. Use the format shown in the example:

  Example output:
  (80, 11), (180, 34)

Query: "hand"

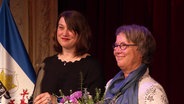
(33, 92), (56, 104)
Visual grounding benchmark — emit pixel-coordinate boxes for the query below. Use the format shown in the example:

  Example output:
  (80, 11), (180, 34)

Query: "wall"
(9, 0), (57, 73)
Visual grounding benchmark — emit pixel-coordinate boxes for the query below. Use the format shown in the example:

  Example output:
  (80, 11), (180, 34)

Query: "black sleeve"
(41, 56), (59, 95)
(83, 57), (106, 98)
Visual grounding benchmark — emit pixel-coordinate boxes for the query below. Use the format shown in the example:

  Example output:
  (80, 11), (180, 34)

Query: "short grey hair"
(115, 24), (156, 64)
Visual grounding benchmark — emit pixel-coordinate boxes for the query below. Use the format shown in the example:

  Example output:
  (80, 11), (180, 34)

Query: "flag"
(0, 0), (36, 103)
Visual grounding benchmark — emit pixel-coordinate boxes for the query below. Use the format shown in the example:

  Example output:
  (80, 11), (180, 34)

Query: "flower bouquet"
(53, 72), (104, 104)
(55, 88), (104, 104)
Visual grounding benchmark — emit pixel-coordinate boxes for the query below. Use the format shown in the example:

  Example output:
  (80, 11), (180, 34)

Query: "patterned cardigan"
(105, 69), (169, 104)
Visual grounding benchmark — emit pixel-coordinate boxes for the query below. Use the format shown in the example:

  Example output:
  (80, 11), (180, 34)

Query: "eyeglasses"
(112, 42), (136, 50)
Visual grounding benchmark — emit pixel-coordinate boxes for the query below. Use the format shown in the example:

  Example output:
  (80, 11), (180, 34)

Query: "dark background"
(58, 0), (184, 103)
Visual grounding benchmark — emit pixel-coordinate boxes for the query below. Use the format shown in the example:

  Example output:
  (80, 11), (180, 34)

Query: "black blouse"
(41, 54), (105, 97)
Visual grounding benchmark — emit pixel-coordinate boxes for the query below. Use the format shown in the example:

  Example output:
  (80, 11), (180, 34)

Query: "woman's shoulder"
(138, 73), (168, 103)
(82, 54), (99, 62)
(139, 75), (166, 94)
(80, 54), (104, 72)
(139, 70), (166, 91)
(82, 55), (101, 66)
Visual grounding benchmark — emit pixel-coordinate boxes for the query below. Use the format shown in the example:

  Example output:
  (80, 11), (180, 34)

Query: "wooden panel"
(10, 0), (29, 51)
(10, 0), (57, 72)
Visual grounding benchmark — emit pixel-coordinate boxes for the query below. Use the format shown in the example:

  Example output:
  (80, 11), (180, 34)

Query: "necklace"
(58, 54), (79, 66)
(63, 61), (67, 66)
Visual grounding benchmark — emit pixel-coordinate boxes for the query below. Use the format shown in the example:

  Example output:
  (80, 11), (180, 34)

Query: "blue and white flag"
(0, 0), (36, 103)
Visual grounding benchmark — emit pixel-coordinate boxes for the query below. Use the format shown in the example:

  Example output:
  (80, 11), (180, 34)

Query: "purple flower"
(59, 91), (82, 103)
(70, 91), (82, 100)
(59, 96), (70, 103)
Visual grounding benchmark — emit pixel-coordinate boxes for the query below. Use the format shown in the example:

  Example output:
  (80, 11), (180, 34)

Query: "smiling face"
(113, 32), (142, 73)
(57, 17), (78, 50)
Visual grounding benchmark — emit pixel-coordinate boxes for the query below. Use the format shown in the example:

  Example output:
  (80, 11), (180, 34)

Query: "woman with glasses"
(104, 24), (168, 104)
